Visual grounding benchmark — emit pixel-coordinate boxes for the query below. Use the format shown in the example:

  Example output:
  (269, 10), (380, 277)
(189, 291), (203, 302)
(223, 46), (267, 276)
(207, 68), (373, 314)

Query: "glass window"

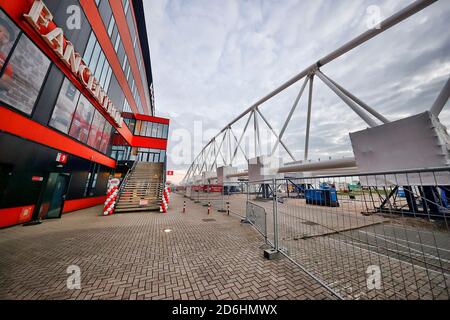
(142, 122), (148, 136)
(122, 55), (127, 71)
(126, 63), (131, 81)
(0, 10), (20, 70)
(104, 67), (113, 91)
(87, 110), (105, 150)
(99, 62), (109, 88)
(160, 150), (166, 162)
(0, 35), (50, 115)
(117, 42), (125, 64)
(162, 124), (169, 139)
(158, 123), (164, 138)
(94, 51), (105, 79)
(107, 15), (115, 37)
(151, 122), (158, 137)
(100, 122), (112, 153)
(83, 32), (96, 65)
(49, 78), (81, 133)
(123, 0), (130, 14)
(145, 122), (153, 137)
(69, 95), (95, 143)
(88, 41), (101, 71)
(114, 33), (120, 53)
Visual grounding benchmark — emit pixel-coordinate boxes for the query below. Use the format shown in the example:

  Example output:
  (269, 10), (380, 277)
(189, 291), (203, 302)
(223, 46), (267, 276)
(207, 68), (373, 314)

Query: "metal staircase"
(115, 162), (164, 213)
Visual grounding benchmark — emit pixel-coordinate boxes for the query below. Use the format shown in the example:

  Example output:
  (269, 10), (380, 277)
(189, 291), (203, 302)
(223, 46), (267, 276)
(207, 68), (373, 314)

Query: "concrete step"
(115, 206), (160, 213)
(116, 202), (159, 208)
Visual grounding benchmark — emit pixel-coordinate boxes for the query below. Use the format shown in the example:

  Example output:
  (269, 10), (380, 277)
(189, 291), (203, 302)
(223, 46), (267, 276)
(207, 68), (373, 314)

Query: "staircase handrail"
(117, 160), (138, 204)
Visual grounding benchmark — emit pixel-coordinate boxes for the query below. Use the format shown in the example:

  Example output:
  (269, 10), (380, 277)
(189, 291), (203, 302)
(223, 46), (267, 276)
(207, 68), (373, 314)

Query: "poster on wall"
(87, 110), (103, 149)
(100, 123), (112, 154)
(95, 117), (106, 150)
(69, 95), (94, 143)
(0, 35), (50, 115)
(49, 78), (80, 133)
(0, 10), (20, 70)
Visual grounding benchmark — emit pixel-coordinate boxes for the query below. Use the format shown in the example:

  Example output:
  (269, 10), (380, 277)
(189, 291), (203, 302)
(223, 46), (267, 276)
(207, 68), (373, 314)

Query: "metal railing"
(116, 160), (138, 204)
(183, 167), (450, 300)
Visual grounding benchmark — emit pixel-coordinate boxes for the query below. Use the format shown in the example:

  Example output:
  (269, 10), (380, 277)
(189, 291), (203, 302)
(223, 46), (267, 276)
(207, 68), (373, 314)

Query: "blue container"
(441, 189), (449, 208)
(305, 188), (339, 207)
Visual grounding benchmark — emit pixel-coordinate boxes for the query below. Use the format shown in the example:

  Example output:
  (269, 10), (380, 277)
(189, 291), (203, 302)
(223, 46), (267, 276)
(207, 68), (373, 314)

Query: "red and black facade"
(0, 0), (169, 228)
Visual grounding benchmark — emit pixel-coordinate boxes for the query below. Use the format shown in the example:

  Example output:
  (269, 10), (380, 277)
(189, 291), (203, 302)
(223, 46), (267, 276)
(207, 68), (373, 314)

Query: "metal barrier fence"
(281, 167), (449, 299)
(183, 167), (450, 300)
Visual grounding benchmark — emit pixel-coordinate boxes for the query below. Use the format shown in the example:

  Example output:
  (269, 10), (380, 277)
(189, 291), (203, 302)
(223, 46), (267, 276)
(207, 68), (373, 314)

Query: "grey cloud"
(143, 0), (450, 181)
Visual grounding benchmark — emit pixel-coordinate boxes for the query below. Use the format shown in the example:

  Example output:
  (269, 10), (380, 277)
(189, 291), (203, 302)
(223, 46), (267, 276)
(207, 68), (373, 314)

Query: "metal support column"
(304, 74), (314, 161)
(272, 178), (279, 251)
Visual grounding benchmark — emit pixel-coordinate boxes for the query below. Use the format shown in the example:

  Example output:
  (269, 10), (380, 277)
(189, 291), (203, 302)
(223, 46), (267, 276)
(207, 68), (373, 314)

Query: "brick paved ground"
(193, 191), (450, 300)
(0, 193), (335, 300)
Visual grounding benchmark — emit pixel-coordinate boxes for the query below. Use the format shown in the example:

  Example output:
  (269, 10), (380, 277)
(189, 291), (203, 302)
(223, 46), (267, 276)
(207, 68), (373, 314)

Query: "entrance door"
(36, 173), (70, 220)
(46, 174), (70, 219)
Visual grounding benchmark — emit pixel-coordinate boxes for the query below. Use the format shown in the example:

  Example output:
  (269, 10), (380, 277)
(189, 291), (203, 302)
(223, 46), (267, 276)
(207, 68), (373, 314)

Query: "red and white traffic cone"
(207, 202), (211, 215)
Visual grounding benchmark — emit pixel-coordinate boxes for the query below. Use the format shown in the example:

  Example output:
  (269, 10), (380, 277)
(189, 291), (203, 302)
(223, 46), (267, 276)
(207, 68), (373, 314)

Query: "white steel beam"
(430, 76), (450, 117)
(315, 71), (378, 128)
(319, 71), (390, 124)
(271, 77), (309, 156)
(255, 108), (296, 161)
(304, 74), (314, 161)
(232, 111), (253, 163)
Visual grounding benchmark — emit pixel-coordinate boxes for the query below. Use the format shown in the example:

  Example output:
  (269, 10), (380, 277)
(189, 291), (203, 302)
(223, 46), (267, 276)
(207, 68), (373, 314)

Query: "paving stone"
(0, 194), (335, 300)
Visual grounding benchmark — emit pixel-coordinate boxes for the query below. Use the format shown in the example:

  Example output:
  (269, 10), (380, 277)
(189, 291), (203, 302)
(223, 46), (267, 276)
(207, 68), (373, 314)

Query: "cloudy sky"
(143, 0), (450, 183)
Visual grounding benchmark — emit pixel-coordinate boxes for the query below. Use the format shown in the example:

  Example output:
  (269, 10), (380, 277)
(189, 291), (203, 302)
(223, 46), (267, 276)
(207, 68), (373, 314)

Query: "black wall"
(0, 132), (112, 209)
(45, 0), (92, 53)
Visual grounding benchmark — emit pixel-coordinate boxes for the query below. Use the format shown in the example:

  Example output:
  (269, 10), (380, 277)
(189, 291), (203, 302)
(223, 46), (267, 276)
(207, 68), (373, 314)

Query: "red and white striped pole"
(103, 185), (118, 216)
(160, 185), (171, 213)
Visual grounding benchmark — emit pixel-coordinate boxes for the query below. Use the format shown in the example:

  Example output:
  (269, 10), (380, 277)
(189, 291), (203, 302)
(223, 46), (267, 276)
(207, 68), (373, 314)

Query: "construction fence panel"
(274, 167), (450, 300)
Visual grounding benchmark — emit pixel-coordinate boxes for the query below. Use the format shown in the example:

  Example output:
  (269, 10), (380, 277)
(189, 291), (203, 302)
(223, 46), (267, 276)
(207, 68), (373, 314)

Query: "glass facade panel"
(0, 35), (50, 115)
(0, 10), (20, 70)
(151, 122), (158, 137)
(107, 15), (115, 37)
(83, 31), (96, 65)
(100, 123), (112, 153)
(88, 41), (101, 71)
(87, 110), (105, 149)
(69, 95), (95, 143)
(162, 124), (169, 139)
(49, 78), (81, 133)
(145, 122), (153, 137)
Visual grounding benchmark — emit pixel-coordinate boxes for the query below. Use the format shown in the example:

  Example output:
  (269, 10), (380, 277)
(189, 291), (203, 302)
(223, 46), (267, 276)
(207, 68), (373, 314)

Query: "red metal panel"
(79, 0), (142, 115)
(0, 106), (117, 168)
(122, 112), (170, 124)
(132, 135), (168, 150)
(62, 195), (107, 213)
(108, 0), (150, 115)
(134, 114), (170, 125)
(0, 0), (134, 145)
(0, 205), (34, 228)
